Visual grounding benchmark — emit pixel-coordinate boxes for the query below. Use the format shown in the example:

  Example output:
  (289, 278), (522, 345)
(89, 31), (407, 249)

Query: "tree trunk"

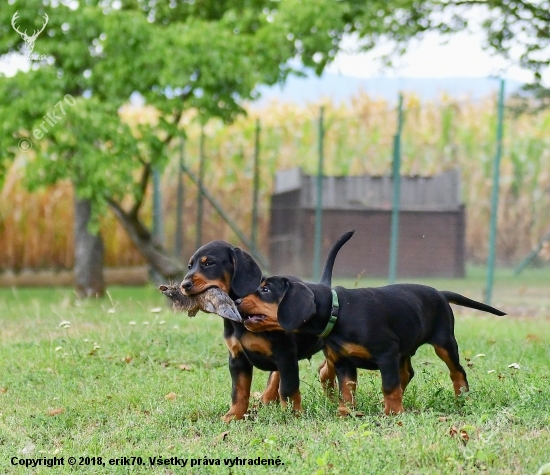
(74, 197), (105, 297)
(107, 199), (186, 280)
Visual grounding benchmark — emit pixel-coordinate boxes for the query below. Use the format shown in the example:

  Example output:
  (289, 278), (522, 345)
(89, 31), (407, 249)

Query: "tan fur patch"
(341, 343), (372, 360)
(280, 389), (302, 413)
(318, 359), (337, 396)
(383, 386), (404, 415)
(324, 346), (340, 363)
(261, 372), (280, 405)
(225, 336), (243, 358)
(223, 373), (251, 422)
(399, 358), (412, 391)
(337, 375), (357, 416)
(239, 296), (283, 332)
(241, 333), (273, 356)
(433, 345), (469, 396)
(188, 274), (230, 294)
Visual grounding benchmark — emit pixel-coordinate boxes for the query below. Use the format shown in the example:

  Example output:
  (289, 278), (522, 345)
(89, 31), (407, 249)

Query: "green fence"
(153, 83), (550, 296)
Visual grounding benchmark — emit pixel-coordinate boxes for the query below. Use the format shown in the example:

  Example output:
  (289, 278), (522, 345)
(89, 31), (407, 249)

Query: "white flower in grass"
(508, 363), (521, 370)
(129, 321), (136, 325)
(58, 321), (71, 328)
(150, 307), (162, 313)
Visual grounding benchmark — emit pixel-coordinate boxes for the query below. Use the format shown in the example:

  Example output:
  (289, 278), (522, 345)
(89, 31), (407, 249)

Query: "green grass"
(0, 271), (549, 474)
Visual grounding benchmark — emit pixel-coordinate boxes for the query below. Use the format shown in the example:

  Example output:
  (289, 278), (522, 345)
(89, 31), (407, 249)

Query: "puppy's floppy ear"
(277, 279), (317, 331)
(230, 247), (263, 298)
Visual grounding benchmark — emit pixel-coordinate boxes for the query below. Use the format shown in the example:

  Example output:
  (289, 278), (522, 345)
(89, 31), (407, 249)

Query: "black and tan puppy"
(181, 232), (353, 421)
(237, 277), (505, 416)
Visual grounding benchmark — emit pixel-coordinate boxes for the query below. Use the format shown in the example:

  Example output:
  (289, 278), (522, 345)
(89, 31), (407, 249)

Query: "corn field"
(1, 92), (550, 271)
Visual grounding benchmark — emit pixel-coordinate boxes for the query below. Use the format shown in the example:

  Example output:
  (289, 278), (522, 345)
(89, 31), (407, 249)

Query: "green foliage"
(0, 0), (411, 199)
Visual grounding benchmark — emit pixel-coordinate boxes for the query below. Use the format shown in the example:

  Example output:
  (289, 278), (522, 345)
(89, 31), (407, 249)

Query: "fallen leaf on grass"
(0, 387), (7, 394)
(123, 356), (133, 364)
(438, 417), (447, 422)
(47, 408), (64, 416)
(215, 431), (229, 442)
(508, 363), (521, 370)
(179, 364), (192, 371)
(150, 307), (162, 313)
(164, 392), (177, 401)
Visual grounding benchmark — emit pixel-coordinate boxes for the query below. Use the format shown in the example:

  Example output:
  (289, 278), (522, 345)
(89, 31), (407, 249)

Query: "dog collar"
(319, 289), (339, 338)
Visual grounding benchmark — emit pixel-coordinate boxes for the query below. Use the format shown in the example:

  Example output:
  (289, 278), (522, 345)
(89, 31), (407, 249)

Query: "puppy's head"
(237, 276), (317, 333)
(181, 241), (262, 299)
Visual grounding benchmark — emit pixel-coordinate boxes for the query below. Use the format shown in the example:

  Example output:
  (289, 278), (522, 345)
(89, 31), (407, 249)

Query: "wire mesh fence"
(1, 89), (550, 287)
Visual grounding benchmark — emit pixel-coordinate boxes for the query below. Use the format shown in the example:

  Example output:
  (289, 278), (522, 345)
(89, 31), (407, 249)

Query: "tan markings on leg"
(240, 296), (283, 332)
(383, 386), (404, 415)
(318, 359), (337, 398)
(433, 345), (469, 396)
(240, 333), (273, 356)
(223, 373), (251, 422)
(280, 389), (302, 414)
(399, 359), (411, 392)
(261, 372), (280, 405)
(341, 343), (372, 360)
(337, 376), (357, 416)
(225, 336), (243, 358)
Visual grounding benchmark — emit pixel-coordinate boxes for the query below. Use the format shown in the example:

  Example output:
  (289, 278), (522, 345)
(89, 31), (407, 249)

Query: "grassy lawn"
(0, 268), (549, 474)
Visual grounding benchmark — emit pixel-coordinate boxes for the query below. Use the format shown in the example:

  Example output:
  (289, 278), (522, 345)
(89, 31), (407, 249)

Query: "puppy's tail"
(320, 230), (355, 286)
(441, 291), (506, 316)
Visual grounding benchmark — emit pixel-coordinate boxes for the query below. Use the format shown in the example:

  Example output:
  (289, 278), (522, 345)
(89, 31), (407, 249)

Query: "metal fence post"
(485, 79), (505, 305)
(174, 136), (185, 259)
(251, 119), (261, 254)
(313, 106), (325, 281)
(195, 126), (205, 249)
(389, 94), (404, 284)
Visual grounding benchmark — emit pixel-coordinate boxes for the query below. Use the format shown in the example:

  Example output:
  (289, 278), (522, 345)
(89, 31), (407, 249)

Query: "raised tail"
(442, 291), (506, 316)
(319, 230), (355, 286)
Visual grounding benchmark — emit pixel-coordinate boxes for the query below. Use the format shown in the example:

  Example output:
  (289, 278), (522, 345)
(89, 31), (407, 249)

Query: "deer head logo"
(11, 11), (49, 58)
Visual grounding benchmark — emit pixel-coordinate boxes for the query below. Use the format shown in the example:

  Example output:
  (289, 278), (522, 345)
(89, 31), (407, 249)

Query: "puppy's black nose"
(181, 280), (193, 291)
(235, 299), (242, 305)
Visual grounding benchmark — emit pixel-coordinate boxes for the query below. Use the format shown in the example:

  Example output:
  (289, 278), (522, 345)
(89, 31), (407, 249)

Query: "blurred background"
(1, 0), (549, 307)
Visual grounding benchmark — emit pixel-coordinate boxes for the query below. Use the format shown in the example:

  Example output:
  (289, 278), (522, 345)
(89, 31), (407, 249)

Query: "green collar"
(319, 289), (339, 338)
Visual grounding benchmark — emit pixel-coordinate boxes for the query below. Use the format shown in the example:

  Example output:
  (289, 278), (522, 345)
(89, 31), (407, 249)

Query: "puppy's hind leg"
(432, 340), (469, 396)
(378, 352), (404, 415)
(399, 355), (415, 393)
(334, 360), (358, 416)
(318, 359), (337, 399)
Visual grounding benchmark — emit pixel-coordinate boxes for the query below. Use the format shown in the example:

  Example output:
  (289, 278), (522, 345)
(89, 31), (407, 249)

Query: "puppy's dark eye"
(260, 286), (270, 293)
(204, 261), (213, 267)
(187, 263), (192, 269)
